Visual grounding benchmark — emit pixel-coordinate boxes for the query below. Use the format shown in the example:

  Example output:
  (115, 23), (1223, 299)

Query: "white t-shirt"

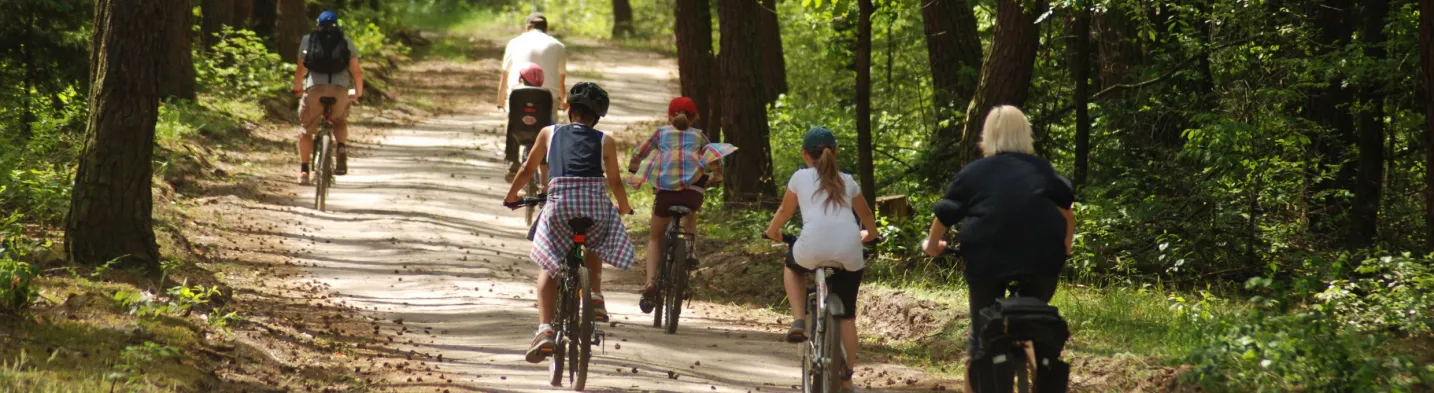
(788, 168), (865, 271)
(502, 30), (567, 107)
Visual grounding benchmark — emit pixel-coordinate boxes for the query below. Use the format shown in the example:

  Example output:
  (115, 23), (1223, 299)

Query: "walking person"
(500, 12), (568, 183)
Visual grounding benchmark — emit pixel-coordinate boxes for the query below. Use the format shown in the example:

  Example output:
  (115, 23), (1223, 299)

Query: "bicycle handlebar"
(504, 194), (547, 209)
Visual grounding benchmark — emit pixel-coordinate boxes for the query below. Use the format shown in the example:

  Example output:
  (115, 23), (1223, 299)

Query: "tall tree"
(67, 0), (165, 267)
(1069, 4), (1092, 186)
(233, 0), (256, 31)
(613, 0), (635, 37)
(159, 0), (197, 100)
(719, 0), (776, 204)
(855, 0), (876, 204)
(201, 0), (232, 49)
(957, 0), (1047, 163)
(920, 0), (982, 176)
(1352, 0), (1390, 247)
(253, 0), (278, 41)
(674, 0), (720, 140)
(757, 0), (788, 103)
(1421, 0), (1434, 252)
(277, 0), (309, 63)
(1305, 0), (1357, 245)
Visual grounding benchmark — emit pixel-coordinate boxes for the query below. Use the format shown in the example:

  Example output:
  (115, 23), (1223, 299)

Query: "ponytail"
(814, 147), (846, 212)
(672, 112), (691, 130)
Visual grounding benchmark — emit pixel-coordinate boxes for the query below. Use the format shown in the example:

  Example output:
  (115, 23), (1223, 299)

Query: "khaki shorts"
(298, 85), (350, 137)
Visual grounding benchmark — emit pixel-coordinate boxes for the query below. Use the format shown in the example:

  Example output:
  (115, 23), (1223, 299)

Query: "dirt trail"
(231, 39), (949, 392)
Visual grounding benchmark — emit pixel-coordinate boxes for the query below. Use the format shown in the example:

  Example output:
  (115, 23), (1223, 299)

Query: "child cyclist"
(763, 126), (879, 389)
(627, 97), (733, 313)
(504, 82), (636, 364)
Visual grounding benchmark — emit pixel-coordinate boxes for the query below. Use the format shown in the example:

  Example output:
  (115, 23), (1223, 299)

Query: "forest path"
(243, 36), (949, 392)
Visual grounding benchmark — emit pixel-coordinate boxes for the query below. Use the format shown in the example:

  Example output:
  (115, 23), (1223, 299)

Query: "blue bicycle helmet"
(317, 10), (339, 27)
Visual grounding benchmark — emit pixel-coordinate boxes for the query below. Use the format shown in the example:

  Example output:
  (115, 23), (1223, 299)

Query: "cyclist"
(292, 10), (363, 185)
(918, 106), (1075, 392)
(762, 126), (878, 390)
(627, 97), (731, 314)
(504, 82), (635, 364)
(500, 12), (568, 183)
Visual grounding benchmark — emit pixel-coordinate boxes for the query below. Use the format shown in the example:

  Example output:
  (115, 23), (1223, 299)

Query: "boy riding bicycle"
(627, 97), (733, 313)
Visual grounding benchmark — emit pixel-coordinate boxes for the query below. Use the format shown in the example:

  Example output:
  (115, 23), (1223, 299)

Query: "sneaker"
(592, 293), (610, 323)
(298, 171), (311, 185)
(524, 326), (556, 363)
(639, 284), (658, 314)
(786, 319), (807, 343)
(335, 148), (348, 175)
(505, 162), (520, 183)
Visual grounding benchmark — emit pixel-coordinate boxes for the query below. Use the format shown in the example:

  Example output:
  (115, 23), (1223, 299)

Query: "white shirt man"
(500, 12), (567, 110)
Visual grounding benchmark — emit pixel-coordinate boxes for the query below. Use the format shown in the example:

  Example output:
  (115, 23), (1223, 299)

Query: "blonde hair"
(980, 105), (1035, 157)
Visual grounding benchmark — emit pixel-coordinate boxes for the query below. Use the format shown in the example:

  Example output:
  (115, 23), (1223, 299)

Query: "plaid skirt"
(528, 177), (637, 275)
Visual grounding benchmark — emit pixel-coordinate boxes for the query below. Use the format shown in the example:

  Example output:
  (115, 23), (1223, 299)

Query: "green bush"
(0, 258), (38, 315)
(196, 27), (292, 100)
(346, 18), (411, 60)
(1314, 254), (1434, 335)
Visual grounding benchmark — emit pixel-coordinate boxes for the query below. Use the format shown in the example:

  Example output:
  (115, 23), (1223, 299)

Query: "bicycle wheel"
(320, 135), (334, 210)
(822, 310), (844, 393)
(573, 265), (593, 391)
(651, 265), (664, 329)
(524, 179), (538, 226)
(550, 280), (570, 387)
(312, 133), (328, 211)
(663, 235), (687, 334)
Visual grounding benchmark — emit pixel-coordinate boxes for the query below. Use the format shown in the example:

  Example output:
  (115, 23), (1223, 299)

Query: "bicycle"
(516, 140), (545, 227)
(311, 97), (338, 211)
(505, 87), (554, 227)
(939, 245), (1070, 393)
(505, 194), (604, 391)
(651, 205), (696, 334)
(765, 232), (881, 393)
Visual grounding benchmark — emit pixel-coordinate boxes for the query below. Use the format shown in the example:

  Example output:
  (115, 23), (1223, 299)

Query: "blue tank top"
(548, 123), (606, 178)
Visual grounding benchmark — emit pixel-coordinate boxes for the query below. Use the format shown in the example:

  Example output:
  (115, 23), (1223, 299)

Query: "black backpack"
(969, 297), (1071, 393)
(303, 27), (351, 75)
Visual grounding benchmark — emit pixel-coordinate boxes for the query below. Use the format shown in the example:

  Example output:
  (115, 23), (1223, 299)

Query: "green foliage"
(112, 341), (180, 386)
(1314, 254), (1434, 335)
(114, 284), (221, 319)
(0, 259), (38, 315)
(345, 18), (412, 59)
(196, 27), (292, 100)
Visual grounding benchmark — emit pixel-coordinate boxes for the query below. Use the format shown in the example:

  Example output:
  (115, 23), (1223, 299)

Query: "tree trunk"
(856, 0), (876, 204)
(1093, 4), (1142, 92)
(613, 0), (635, 37)
(757, 0), (788, 104)
(675, 0), (718, 136)
(1352, 0), (1389, 248)
(1070, 5), (1092, 187)
(253, 0), (277, 41)
(159, 0), (197, 100)
(1423, 0), (1434, 252)
(233, 0), (255, 30)
(920, 0), (982, 161)
(1305, 0), (1356, 245)
(719, 0), (776, 205)
(958, 0), (1046, 164)
(67, 0), (165, 268)
(277, 0), (309, 63)
(201, 0), (233, 49)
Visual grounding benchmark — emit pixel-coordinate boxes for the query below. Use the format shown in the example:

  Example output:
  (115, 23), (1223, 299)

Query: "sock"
(336, 142), (347, 151)
(538, 323), (553, 333)
(301, 163), (310, 173)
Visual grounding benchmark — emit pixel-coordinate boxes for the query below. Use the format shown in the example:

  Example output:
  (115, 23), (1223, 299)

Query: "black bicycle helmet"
(567, 82), (610, 117)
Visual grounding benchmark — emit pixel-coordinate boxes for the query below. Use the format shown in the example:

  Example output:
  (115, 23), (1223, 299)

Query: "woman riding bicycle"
(627, 97), (731, 314)
(763, 126), (878, 390)
(504, 82), (636, 364)
(918, 105), (1075, 392)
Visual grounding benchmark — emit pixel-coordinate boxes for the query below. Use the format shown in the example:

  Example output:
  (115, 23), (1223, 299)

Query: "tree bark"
(277, 0), (309, 63)
(66, 0), (164, 268)
(159, 0), (197, 100)
(1093, 3), (1142, 92)
(201, 0), (233, 49)
(1423, 0), (1434, 252)
(1305, 0), (1357, 245)
(252, 0), (277, 41)
(958, 0), (1046, 164)
(233, 0), (255, 30)
(757, 0), (788, 104)
(719, 0), (776, 205)
(856, 0), (876, 204)
(1070, 5), (1092, 187)
(675, 0), (718, 137)
(920, 0), (982, 180)
(613, 0), (635, 37)
(1352, 0), (1389, 248)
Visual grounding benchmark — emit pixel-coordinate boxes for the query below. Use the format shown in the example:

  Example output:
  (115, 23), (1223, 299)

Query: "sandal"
(639, 284), (658, 314)
(786, 319), (808, 343)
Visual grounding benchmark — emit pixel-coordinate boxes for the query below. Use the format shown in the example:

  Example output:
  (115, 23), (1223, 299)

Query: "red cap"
(668, 97), (698, 118)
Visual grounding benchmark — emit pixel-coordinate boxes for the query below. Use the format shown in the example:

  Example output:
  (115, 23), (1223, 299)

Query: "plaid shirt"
(528, 177), (637, 275)
(629, 126), (713, 191)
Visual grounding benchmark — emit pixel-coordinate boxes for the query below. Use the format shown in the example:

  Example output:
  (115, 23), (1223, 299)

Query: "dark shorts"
(967, 275), (1059, 354)
(652, 175), (708, 218)
(785, 253), (864, 320)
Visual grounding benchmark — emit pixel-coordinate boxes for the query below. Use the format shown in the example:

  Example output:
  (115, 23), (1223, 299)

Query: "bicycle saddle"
(667, 206), (692, 217)
(567, 217), (595, 234)
(319, 97), (337, 105)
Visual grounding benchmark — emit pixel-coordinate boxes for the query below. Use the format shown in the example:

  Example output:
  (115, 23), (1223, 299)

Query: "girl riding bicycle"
(919, 105), (1075, 393)
(504, 82), (636, 364)
(627, 97), (733, 314)
(763, 126), (878, 389)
